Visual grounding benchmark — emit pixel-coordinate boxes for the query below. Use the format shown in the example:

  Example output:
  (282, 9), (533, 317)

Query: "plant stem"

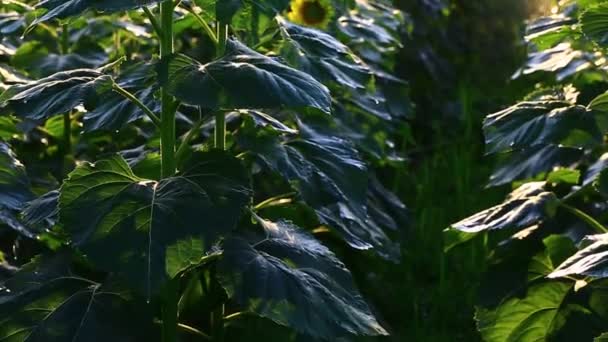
(217, 22), (228, 57)
(250, 5), (259, 46)
(214, 111), (226, 150)
(62, 112), (71, 155)
(60, 24), (71, 159)
(112, 83), (161, 126)
(143, 7), (163, 38)
(210, 266), (225, 342)
(158, 2), (178, 342)
(560, 202), (608, 234)
(161, 278), (179, 342)
(160, 0), (176, 178)
(182, 4), (218, 44)
(214, 23), (228, 150)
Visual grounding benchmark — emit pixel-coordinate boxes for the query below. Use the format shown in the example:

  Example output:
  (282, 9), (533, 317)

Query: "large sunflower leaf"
(218, 216), (388, 339)
(488, 145), (583, 187)
(59, 151), (251, 297)
(0, 252), (153, 341)
(237, 117), (398, 259)
(483, 101), (602, 155)
(163, 39), (331, 113)
(476, 281), (573, 342)
(512, 43), (596, 81)
(33, 0), (163, 25)
(0, 68), (109, 121)
(451, 182), (558, 233)
(278, 17), (371, 90)
(549, 234), (608, 279)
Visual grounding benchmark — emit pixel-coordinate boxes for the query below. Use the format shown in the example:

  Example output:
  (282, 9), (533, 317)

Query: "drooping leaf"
(278, 17), (371, 90)
(59, 151), (251, 296)
(512, 43), (596, 81)
(550, 234), (608, 279)
(476, 281), (573, 342)
(483, 101), (602, 155)
(218, 216), (388, 339)
(33, 0), (163, 25)
(488, 145), (583, 187)
(163, 39), (331, 113)
(237, 117), (398, 259)
(0, 252), (153, 341)
(85, 63), (159, 132)
(525, 14), (578, 50)
(0, 142), (33, 210)
(22, 190), (59, 229)
(452, 182), (558, 233)
(0, 68), (109, 121)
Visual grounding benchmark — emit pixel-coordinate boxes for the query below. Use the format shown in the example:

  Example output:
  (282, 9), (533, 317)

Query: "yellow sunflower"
(287, 0), (334, 29)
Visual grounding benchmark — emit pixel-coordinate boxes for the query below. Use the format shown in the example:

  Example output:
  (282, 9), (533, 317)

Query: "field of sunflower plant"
(3, 0), (606, 341)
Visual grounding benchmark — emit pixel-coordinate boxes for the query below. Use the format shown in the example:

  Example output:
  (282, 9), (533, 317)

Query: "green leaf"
(218, 216), (388, 339)
(0, 252), (154, 341)
(163, 39), (331, 113)
(596, 332), (608, 341)
(581, 4), (608, 46)
(33, 0), (163, 25)
(278, 17), (371, 90)
(525, 15), (578, 50)
(85, 63), (158, 132)
(0, 142), (32, 210)
(59, 151), (251, 297)
(513, 43), (595, 81)
(589, 91), (608, 113)
(0, 69), (109, 122)
(452, 182), (558, 233)
(488, 145), (583, 187)
(476, 281), (573, 342)
(22, 190), (59, 229)
(237, 118), (398, 259)
(550, 234), (608, 279)
(546, 168), (580, 185)
(484, 101), (602, 155)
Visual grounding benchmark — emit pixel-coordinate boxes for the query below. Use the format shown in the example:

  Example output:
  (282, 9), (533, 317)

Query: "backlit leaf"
(218, 216), (388, 339)
(59, 151), (251, 296)
(164, 39), (331, 113)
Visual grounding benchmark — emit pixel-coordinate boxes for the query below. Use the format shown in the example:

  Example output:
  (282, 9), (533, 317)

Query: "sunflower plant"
(0, 0), (410, 341)
(447, 0), (608, 340)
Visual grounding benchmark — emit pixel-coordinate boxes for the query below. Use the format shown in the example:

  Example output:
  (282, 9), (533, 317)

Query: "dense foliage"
(0, 0), (412, 341)
(448, 0), (608, 340)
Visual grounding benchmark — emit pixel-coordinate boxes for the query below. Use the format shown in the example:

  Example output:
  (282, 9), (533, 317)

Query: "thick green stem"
(210, 266), (225, 342)
(62, 112), (71, 155)
(214, 112), (226, 150)
(250, 5), (259, 46)
(560, 202), (608, 234)
(160, 0), (176, 178)
(161, 278), (179, 342)
(214, 23), (228, 150)
(217, 22), (228, 57)
(159, 2), (177, 342)
(59, 25), (71, 159)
